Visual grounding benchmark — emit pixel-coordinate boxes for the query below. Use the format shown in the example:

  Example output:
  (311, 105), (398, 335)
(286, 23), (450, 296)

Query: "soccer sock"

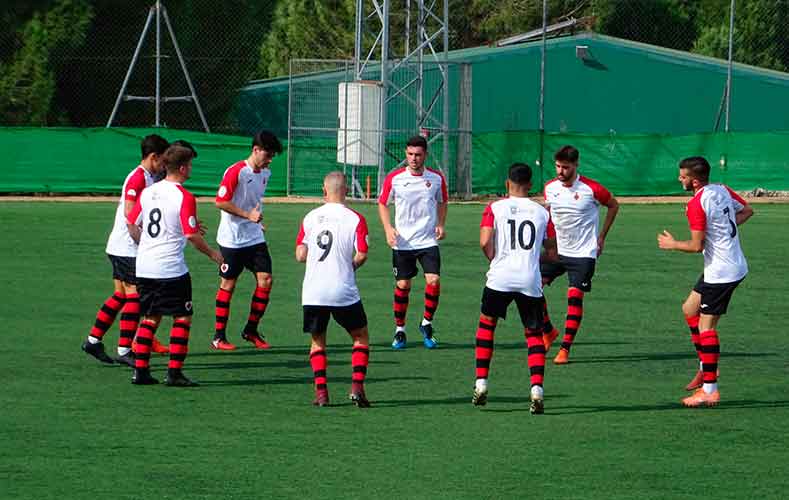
(133, 320), (158, 369)
(423, 283), (441, 323)
(699, 329), (720, 392)
(214, 288), (233, 340)
(244, 286), (271, 335)
(393, 286), (410, 327)
(560, 287), (585, 352)
(685, 315), (702, 362)
(525, 327), (546, 387)
(475, 315), (497, 379)
(541, 297), (556, 335)
(89, 292), (126, 340)
(309, 349), (328, 392)
(117, 293), (140, 354)
(351, 344), (370, 388)
(168, 319), (191, 370)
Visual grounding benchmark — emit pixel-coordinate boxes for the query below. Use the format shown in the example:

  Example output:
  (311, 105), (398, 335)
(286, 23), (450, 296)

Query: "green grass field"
(1, 200), (788, 500)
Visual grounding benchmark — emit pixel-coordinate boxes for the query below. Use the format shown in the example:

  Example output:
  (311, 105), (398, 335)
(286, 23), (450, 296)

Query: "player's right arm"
(541, 217), (558, 262)
(215, 164), (262, 223)
(377, 172), (399, 247)
(352, 214), (370, 270)
(479, 203), (495, 262)
(125, 198), (143, 244)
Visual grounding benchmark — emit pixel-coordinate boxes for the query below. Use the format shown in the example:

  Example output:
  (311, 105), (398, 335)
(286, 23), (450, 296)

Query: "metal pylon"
(106, 0), (210, 132)
(354, 0), (449, 189)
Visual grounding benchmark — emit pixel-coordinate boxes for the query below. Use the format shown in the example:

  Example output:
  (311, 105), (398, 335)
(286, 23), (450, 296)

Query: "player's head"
(140, 134), (170, 172)
(171, 139), (197, 158)
(506, 162), (533, 196)
(162, 144), (196, 180)
(251, 130), (282, 169)
(554, 145), (579, 183)
(323, 171), (347, 201)
(678, 156), (710, 192)
(405, 135), (428, 171)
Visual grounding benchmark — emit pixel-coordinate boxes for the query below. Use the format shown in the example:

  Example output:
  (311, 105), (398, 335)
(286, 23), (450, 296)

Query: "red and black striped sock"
(525, 327), (546, 387)
(685, 315), (702, 362)
(214, 288), (233, 340)
(244, 286), (271, 335)
(133, 320), (158, 369)
(393, 286), (410, 327)
(699, 329), (720, 384)
(424, 283), (440, 322)
(560, 287), (585, 352)
(475, 315), (497, 379)
(310, 349), (328, 391)
(351, 345), (369, 389)
(89, 292), (126, 340)
(168, 319), (191, 369)
(118, 293), (140, 351)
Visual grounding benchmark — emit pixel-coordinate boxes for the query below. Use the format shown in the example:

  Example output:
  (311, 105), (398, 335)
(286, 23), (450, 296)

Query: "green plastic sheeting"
(1, 127), (788, 196)
(0, 127), (287, 196)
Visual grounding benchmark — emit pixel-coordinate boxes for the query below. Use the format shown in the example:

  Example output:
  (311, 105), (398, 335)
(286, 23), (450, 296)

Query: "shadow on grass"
(198, 375), (430, 388)
(373, 393), (571, 408)
(187, 349), (401, 364)
(565, 351), (774, 364)
(371, 341), (634, 352)
(511, 399), (789, 415)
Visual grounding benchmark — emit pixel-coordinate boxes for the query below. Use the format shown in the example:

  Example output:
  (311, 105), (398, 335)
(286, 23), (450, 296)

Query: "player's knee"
(425, 274), (440, 286)
(220, 278), (237, 293)
(396, 279), (412, 290)
(258, 275), (273, 289)
(681, 300), (697, 317)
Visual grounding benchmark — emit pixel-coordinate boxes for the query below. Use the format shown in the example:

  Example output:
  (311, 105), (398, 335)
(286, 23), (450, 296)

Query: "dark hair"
(679, 156), (710, 182)
(554, 145), (579, 163)
(406, 135), (428, 151)
(171, 139), (197, 158)
(162, 145), (195, 174)
(252, 130), (283, 154)
(508, 163), (533, 186)
(141, 134), (169, 159)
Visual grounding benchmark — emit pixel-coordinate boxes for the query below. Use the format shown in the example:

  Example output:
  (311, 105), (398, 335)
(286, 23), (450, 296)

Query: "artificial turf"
(0, 201), (787, 499)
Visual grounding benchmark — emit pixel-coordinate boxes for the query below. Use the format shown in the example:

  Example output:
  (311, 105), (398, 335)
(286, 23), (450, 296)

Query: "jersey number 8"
(147, 208), (162, 238)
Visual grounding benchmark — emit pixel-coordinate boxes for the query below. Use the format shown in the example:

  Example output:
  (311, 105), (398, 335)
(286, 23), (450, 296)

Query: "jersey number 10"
(507, 219), (536, 250)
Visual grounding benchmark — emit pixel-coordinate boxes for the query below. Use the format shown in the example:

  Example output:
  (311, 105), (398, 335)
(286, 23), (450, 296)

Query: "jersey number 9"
(317, 230), (333, 261)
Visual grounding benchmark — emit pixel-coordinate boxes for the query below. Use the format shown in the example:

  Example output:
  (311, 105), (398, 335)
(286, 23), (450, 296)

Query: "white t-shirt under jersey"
(128, 180), (199, 279)
(106, 165), (155, 257)
(378, 167), (447, 250)
(686, 184), (749, 284)
(216, 160), (271, 248)
(481, 196), (552, 298)
(296, 203), (369, 307)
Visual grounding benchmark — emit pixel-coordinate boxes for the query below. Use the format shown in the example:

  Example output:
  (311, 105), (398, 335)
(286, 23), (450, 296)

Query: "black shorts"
(392, 246), (441, 280)
(541, 255), (596, 292)
(480, 287), (543, 329)
(219, 242), (272, 279)
(137, 274), (193, 317)
(303, 301), (368, 334)
(108, 254), (137, 284)
(693, 275), (743, 316)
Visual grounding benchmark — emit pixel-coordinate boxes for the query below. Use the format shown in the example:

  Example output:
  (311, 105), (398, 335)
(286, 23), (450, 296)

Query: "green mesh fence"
(1, 127), (788, 196)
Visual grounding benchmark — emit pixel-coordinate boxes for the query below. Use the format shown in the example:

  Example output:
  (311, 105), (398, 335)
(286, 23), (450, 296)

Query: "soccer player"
(378, 135), (447, 349)
(296, 172), (371, 408)
(541, 145), (619, 364)
(210, 131), (283, 351)
(473, 163), (555, 414)
(127, 144), (223, 386)
(82, 134), (170, 366)
(657, 156), (752, 407)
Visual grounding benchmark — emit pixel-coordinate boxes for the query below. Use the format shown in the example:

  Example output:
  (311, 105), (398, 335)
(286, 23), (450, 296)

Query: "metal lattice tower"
(354, 0), (450, 188)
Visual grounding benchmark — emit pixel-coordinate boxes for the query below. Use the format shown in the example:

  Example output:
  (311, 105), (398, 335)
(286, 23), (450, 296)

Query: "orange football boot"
(543, 328), (560, 354)
(682, 388), (720, 407)
(553, 348), (570, 365)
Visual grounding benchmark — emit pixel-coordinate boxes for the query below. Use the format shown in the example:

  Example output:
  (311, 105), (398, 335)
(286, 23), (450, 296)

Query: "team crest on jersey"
(425, 181), (432, 188)
(510, 206), (518, 214)
(574, 192), (580, 200)
(218, 185), (228, 197)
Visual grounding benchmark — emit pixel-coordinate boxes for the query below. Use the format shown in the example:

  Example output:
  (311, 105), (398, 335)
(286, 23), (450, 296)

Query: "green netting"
(0, 127), (287, 196)
(2, 127), (788, 196)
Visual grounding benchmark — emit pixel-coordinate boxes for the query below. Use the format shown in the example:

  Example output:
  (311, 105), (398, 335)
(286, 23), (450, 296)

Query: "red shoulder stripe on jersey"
(686, 189), (706, 231)
(426, 168), (449, 203)
(377, 167), (407, 205)
(349, 208), (369, 253)
(546, 216), (557, 239)
(176, 185), (199, 235)
(480, 202), (495, 228)
(724, 185), (747, 207)
(124, 167), (147, 202)
(295, 222), (306, 247)
(216, 161), (247, 203)
(126, 198), (142, 225)
(579, 176), (612, 205)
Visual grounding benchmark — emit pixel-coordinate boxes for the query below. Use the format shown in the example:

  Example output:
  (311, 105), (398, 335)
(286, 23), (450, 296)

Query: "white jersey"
(105, 165), (155, 257)
(216, 160), (270, 248)
(128, 180), (199, 279)
(481, 197), (552, 297)
(543, 175), (612, 259)
(378, 167), (447, 250)
(297, 203), (369, 306)
(686, 184), (748, 284)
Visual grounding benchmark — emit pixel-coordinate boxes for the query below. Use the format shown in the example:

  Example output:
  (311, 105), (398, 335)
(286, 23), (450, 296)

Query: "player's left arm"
(353, 215), (370, 270)
(657, 229), (704, 253)
(125, 198), (143, 244)
(434, 173), (448, 240)
(295, 222), (308, 263)
(597, 196), (619, 256)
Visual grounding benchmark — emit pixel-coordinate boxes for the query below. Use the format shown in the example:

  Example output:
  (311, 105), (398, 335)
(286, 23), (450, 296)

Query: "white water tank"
(337, 81), (382, 166)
